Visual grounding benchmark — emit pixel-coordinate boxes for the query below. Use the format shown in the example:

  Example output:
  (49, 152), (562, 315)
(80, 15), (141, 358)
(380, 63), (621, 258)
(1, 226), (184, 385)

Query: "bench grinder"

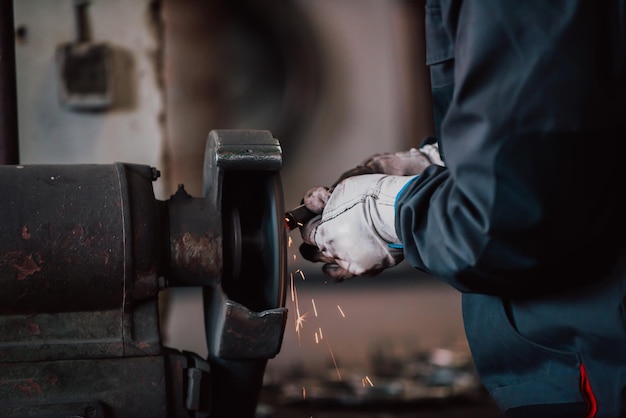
(0, 130), (288, 417)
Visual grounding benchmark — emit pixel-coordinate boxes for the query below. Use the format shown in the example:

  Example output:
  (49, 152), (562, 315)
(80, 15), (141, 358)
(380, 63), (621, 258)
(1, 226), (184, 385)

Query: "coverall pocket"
(425, 0), (454, 88)
(425, 0), (454, 144)
(462, 294), (588, 417)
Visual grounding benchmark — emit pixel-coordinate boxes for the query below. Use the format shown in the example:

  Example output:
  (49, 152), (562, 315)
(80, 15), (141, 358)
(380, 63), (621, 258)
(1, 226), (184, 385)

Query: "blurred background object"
(9, 0), (501, 415)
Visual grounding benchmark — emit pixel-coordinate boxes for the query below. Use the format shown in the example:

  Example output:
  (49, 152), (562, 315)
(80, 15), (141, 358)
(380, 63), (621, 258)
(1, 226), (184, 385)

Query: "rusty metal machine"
(0, 130), (288, 418)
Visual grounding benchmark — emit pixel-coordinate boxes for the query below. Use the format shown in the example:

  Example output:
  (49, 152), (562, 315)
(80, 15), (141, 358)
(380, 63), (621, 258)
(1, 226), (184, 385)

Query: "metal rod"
(74, 0), (91, 43)
(0, 0), (20, 164)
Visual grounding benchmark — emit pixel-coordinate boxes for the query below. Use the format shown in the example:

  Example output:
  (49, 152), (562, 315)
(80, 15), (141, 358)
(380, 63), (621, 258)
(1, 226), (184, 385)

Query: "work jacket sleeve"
(396, 0), (626, 296)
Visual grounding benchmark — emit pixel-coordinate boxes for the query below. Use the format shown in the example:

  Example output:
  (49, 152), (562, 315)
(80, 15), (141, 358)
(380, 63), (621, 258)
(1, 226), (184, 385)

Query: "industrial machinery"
(0, 130), (288, 418)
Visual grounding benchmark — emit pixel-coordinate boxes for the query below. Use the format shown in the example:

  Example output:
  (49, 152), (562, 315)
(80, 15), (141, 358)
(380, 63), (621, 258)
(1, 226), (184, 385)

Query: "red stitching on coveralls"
(580, 363), (598, 418)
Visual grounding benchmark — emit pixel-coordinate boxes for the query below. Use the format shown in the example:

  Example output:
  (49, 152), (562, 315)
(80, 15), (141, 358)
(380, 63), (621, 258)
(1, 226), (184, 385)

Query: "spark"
(293, 285), (308, 344)
(362, 376), (374, 387)
(293, 285), (300, 321)
(337, 305), (346, 318)
(318, 327), (323, 340)
(314, 332), (319, 344)
(293, 254), (297, 263)
(296, 269), (306, 280)
(311, 299), (318, 317)
(288, 236), (293, 247)
(326, 338), (342, 380)
(302, 386), (306, 399)
(295, 310), (308, 335)
(290, 273), (295, 302)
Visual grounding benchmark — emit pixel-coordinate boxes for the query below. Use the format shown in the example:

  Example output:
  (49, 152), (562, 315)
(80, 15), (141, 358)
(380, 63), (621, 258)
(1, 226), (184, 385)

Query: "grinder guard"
(0, 130), (288, 418)
(202, 129), (288, 417)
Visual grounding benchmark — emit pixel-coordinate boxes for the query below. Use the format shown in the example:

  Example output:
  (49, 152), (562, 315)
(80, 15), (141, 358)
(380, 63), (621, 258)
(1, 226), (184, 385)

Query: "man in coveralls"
(298, 1), (626, 417)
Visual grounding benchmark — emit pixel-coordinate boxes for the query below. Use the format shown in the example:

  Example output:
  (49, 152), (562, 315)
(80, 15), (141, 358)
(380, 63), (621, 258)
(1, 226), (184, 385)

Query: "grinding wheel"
(221, 168), (285, 312)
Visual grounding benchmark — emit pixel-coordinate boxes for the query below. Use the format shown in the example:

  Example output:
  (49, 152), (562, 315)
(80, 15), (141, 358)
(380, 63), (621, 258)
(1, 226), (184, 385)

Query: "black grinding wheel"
(221, 169), (285, 313)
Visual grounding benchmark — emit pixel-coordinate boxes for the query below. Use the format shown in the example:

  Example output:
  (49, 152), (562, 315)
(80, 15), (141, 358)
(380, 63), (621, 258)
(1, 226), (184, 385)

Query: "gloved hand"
(331, 141), (444, 188)
(300, 174), (417, 281)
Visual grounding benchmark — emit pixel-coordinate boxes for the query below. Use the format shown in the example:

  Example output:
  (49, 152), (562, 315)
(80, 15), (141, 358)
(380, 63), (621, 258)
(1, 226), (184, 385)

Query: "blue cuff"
(395, 175), (419, 206)
(389, 175), (420, 250)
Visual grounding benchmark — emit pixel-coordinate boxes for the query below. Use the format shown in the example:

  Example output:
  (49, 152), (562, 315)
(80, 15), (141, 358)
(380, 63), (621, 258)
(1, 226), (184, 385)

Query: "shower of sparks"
(326, 338), (342, 380)
(362, 376), (374, 387)
(287, 261), (344, 387)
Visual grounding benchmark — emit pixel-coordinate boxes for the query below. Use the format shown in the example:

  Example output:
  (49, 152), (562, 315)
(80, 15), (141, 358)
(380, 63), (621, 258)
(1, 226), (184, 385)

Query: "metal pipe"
(0, 0), (19, 164)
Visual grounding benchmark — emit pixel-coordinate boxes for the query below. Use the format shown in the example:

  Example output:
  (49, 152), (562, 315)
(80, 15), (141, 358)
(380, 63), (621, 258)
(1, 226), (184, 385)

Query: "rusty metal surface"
(0, 354), (184, 418)
(0, 164), (164, 362)
(0, 163), (163, 313)
(0, 310), (124, 362)
(0, 164), (126, 314)
(0, 162), (196, 416)
(167, 184), (222, 287)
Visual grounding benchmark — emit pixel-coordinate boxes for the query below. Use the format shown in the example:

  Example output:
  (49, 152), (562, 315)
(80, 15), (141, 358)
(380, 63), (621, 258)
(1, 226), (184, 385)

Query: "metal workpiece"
(285, 203), (317, 230)
(0, 130), (289, 418)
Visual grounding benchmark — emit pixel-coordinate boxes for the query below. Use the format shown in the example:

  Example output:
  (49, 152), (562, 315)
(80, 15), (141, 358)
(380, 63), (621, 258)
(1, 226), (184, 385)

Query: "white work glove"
(299, 142), (442, 217)
(331, 142), (444, 188)
(300, 174), (417, 281)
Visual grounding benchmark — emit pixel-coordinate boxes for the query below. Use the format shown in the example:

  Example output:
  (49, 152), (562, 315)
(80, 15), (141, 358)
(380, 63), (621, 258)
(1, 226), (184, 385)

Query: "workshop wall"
(13, 0), (167, 197)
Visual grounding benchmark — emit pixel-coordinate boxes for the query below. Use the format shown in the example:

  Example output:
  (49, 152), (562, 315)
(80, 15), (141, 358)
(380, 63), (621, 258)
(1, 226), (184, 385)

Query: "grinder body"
(0, 130), (287, 418)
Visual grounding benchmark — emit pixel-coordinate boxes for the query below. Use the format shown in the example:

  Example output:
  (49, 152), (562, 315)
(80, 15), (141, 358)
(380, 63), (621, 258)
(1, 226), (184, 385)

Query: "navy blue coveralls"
(395, 1), (626, 417)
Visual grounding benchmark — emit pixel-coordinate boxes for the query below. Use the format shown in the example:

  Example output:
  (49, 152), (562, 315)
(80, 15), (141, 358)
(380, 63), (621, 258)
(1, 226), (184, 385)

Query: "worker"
(297, 1), (626, 417)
